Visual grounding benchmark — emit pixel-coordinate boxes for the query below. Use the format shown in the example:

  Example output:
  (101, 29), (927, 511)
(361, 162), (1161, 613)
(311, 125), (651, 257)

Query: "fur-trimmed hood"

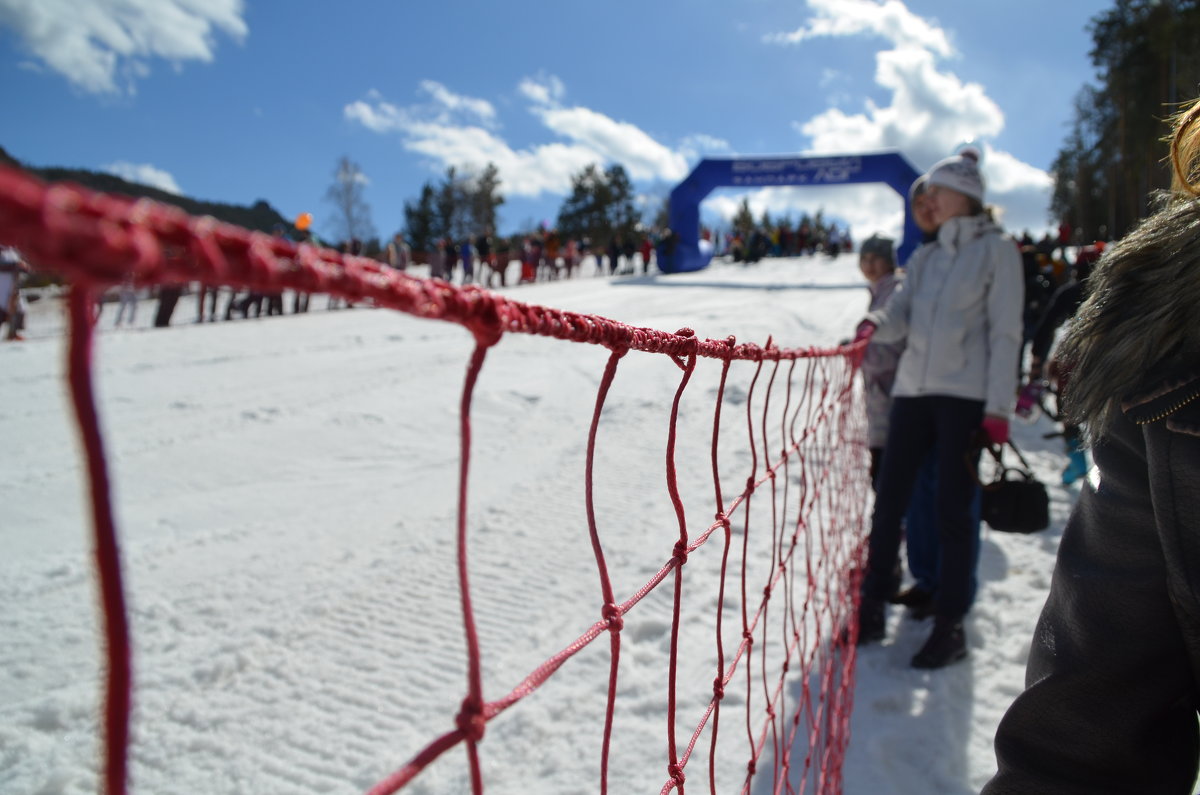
(1057, 196), (1200, 441)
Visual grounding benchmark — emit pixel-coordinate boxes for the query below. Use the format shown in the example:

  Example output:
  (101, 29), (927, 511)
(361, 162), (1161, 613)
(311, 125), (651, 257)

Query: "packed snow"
(1, 254), (1077, 794)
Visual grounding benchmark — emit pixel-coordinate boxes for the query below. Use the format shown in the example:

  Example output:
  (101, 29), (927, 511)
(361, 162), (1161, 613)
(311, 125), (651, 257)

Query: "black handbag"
(975, 439), (1050, 533)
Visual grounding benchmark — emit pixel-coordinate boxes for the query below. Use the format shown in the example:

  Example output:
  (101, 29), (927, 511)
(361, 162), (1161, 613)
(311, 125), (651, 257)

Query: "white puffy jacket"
(866, 214), (1023, 417)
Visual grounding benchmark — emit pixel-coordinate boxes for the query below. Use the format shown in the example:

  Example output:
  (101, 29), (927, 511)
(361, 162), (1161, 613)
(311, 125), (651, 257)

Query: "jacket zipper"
(1134, 389), (1200, 425)
(920, 250), (955, 392)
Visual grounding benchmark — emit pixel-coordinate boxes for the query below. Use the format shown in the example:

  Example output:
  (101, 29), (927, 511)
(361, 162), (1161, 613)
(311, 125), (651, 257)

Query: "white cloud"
(0, 0), (247, 94)
(395, 120), (599, 197)
(518, 74), (565, 105)
(419, 80), (496, 125)
(345, 76), (699, 198)
(679, 133), (732, 162)
(765, 0), (954, 57)
(529, 104), (689, 182)
(344, 98), (409, 134)
(345, 95), (598, 197)
(798, 47), (1005, 165)
(982, 145), (1054, 193)
(102, 161), (182, 194)
(766, 0), (1054, 234)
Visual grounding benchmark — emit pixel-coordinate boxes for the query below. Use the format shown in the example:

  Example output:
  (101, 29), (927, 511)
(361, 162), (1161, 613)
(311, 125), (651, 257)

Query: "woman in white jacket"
(854, 150), (1023, 668)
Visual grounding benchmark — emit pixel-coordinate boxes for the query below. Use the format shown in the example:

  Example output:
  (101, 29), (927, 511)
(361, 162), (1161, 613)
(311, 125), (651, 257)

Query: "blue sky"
(0, 0), (1111, 243)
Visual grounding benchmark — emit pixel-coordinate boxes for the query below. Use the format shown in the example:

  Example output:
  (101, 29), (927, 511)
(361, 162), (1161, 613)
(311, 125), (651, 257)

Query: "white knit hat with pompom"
(924, 148), (984, 203)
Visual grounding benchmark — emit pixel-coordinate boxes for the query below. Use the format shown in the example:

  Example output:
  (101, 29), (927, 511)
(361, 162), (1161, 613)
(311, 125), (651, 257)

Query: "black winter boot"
(890, 585), (935, 620)
(856, 597), (886, 646)
(911, 616), (967, 669)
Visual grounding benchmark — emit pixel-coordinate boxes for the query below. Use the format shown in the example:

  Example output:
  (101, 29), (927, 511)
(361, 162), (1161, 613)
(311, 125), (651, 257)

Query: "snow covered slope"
(1, 255), (1074, 794)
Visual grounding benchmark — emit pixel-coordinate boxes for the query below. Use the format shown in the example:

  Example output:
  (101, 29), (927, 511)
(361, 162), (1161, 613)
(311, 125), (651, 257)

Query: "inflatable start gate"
(659, 151), (922, 273)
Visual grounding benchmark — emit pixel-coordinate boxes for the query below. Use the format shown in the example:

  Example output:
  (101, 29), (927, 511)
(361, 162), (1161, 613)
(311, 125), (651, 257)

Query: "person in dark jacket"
(606, 237), (621, 275)
(985, 97), (1200, 793)
(1019, 246), (1098, 484)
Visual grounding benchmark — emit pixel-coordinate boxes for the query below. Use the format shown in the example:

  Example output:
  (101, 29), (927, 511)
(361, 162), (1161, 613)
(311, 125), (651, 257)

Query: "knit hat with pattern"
(859, 234), (895, 265)
(924, 149), (984, 203)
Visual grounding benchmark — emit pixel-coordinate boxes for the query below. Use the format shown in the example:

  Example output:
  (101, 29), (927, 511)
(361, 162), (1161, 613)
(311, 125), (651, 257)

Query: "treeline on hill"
(399, 161), (646, 255)
(329, 154), (850, 266)
(0, 145), (291, 287)
(729, 197), (835, 244)
(0, 145), (290, 234)
(401, 163), (506, 253)
(1053, 0), (1200, 242)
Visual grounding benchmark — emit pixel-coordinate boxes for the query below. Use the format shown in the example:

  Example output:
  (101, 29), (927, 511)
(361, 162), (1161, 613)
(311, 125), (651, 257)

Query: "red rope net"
(0, 165), (872, 794)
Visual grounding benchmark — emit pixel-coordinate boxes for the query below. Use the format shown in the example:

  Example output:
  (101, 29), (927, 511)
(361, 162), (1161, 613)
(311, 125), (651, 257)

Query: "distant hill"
(0, 145), (290, 234)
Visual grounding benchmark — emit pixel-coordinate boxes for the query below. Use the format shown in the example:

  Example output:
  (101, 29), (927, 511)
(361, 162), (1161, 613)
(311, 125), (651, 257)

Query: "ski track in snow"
(2, 256), (1078, 794)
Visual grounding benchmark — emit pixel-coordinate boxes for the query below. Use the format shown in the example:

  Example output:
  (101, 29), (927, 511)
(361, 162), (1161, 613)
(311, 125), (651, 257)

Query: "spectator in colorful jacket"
(639, 235), (653, 274)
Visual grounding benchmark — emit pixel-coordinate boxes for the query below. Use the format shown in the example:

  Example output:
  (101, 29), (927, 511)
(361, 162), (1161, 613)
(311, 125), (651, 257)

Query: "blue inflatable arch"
(659, 151), (922, 274)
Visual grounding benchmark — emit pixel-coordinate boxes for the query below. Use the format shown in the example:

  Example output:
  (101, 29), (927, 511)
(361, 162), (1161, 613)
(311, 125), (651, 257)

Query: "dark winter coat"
(1027, 279), (1085, 364)
(985, 196), (1200, 793)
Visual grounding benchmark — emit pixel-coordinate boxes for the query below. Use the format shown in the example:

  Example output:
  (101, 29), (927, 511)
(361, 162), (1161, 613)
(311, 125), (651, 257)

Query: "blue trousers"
(905, 454), (982, 607)
(864, 396), (984, 619)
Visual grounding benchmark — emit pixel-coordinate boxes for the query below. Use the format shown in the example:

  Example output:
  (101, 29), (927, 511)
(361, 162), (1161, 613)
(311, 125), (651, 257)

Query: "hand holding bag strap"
(999, 438), (1037, 475)
(968, 437), (1036, 485)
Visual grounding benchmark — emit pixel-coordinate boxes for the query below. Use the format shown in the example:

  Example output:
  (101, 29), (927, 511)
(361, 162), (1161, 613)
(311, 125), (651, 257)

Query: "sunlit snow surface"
(1, 255), (1075, 794)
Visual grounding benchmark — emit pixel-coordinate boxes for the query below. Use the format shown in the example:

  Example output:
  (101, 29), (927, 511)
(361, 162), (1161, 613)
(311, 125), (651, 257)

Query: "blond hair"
(1169, 98), (1200, 196)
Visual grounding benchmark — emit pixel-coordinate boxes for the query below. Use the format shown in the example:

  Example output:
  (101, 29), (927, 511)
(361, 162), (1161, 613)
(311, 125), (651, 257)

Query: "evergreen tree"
(653, 196), (670, 231)
(556, 164), (611, 245)
(403, 163), (504, 250)
(469, 162), (505, 235)
(732, 199), (755, 235)
(404, 183), (439, 253)
(555, 163), (644, 247)
(1051, 87), (1107, 240)
(438, 167), (469, 242)
(605, 164), (639, 244)
(1053, 0), (1200, 241)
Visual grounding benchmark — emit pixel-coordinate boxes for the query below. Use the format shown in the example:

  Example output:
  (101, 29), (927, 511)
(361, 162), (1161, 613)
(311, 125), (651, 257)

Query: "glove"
(981, 415), (1010, 446)
(847, 321), (876, 368)
(1014, 380), (1046, 419)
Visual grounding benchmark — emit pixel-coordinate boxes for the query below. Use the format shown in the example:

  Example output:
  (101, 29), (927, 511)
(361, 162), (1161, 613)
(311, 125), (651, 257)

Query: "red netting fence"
(0, 165), (872, 794)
